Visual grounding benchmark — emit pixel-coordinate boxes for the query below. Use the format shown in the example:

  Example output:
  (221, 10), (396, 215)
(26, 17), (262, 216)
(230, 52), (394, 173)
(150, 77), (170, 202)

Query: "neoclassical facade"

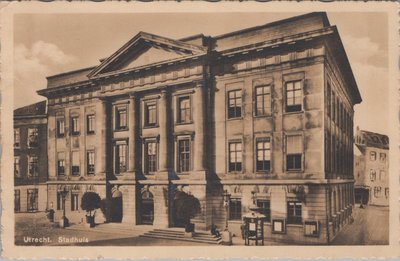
(37, 12), (361, 244)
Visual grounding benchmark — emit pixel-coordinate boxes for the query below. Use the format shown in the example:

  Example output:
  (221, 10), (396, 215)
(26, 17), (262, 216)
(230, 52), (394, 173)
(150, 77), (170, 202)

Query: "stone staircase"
(140, 228), (222, 245)
(66, 222), (153, 237)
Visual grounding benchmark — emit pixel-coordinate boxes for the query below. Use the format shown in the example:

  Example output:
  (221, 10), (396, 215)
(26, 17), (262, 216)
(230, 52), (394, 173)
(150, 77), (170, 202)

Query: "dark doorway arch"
(141, 191), (154, 225)
(172, 190), (201, 228)
(111, 188), (123, 222)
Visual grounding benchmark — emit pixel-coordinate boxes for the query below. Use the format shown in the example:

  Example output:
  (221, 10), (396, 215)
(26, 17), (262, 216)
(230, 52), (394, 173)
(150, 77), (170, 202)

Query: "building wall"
(14, 118), (48, 185)
(364, 147), (389, 206)
(14, 184), (47, 212)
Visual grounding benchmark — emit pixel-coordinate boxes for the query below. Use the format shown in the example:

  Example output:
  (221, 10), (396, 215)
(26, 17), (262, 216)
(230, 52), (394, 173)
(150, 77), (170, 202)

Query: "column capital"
(98, 96), (110, 103)
(193, 80), (206, 88)
(129, 92), (138, 99)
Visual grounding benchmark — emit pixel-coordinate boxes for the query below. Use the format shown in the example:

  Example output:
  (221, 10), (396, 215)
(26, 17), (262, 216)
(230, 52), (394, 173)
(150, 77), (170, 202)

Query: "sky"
(13, 12), (389, 135)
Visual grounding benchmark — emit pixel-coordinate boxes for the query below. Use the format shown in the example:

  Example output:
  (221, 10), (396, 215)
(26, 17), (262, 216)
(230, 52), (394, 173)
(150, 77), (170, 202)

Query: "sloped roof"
(359, 130), (389, 150)
(14, 100), (47, 117)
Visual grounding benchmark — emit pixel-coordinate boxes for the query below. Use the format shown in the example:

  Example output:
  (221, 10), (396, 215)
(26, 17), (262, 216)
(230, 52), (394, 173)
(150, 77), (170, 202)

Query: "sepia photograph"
(1, 2), (398, 259)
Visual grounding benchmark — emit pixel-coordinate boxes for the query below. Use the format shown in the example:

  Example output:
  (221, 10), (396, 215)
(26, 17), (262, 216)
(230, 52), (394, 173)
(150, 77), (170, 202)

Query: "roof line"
(214, 12), (329, 40)
(47, 66), (97, 79)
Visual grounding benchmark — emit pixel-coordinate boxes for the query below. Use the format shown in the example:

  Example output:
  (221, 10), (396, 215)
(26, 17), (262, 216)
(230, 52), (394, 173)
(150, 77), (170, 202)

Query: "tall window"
(71, 116), (80, 135)
(287, 201), (302, 224)
(385, 188), (389, 198)
(71, 151), (80, 176)
(332, 93), (336, 123)
(229, 141), (242, 172)
(14, 128), (20, 148)
(228, 90), (242, 118)
(379, 170), (386, 181)
(229, 198), (241, 220)
(86, 114), (95, 134)
(285, 80), (302, 112)
(87, 150), (95, 175)
(14, 156), (20, 177)
(374, 187), (382, 198)
(255, 85), (271, 116)
(257, 199), (271, 222)
(145, 102), (157, 127)
(57, 119), (65, 138)
(178, 96), (191, 123)
(57, 153), (65, 176)
(115, 107), (127, 130)
(27, 189), (38, 212)
(178, 139), (190, 173)
(380, 153), (386, 162)
(57, 192), (64, 210)
(145, 142), (157, 173)
(28, 156), (38, 178)
(327, 83), (331, 118)
(71, 194), (79, 211)
(370, 169), (376, 181)
(27, 128), (39, 148)
(286, 135), (303, 171)
(115, 143), (127, 174)
(14, 190), (20, 212)
(256, 138), (271, 172)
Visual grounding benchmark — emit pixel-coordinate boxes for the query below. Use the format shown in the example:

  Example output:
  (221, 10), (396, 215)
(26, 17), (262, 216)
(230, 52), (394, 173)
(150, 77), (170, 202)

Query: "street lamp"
(222, 189), (231, 230)
(59, 186), (69, 228)
(221, 189), (232, 245)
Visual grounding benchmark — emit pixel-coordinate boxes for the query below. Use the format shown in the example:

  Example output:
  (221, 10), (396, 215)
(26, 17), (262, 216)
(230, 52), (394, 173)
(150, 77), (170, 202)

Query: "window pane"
(287, 135), (302, 154)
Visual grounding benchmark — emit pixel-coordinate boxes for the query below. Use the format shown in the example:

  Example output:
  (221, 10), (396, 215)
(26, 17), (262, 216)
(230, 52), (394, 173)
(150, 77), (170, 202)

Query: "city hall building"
(37, 12), (361, 244)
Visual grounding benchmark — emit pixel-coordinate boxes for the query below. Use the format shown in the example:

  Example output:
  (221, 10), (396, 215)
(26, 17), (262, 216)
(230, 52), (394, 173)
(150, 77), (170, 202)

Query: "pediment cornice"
(88, 31), (207, 78)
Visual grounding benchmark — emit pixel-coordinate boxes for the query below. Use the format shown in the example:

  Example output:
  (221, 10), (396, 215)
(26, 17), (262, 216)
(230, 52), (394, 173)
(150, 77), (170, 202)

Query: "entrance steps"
(140, 228), (222, 245)
(66, 223), (153, 237)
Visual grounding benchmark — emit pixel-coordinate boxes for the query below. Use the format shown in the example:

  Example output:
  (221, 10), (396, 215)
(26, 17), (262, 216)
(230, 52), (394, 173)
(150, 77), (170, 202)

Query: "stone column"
(98, 98), (109, 178)
(157, 89), (169, 179)
(192, 82), (206, 179)
(153, 185), (169, 228)
(128, 94), (136, 177)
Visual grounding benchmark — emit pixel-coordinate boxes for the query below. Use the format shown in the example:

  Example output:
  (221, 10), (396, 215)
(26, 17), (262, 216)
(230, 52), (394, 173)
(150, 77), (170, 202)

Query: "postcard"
(1, 1), (398, 259)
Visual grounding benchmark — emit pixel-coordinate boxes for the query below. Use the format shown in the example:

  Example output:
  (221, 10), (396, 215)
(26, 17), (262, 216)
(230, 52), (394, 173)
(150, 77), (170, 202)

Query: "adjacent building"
(14, 101), (48, 212)
(37, 12), (361, 244)
(354, 127), (389, 206)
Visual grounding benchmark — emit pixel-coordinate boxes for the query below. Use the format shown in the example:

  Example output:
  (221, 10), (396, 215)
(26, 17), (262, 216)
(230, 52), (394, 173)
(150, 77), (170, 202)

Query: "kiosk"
(243, 211), (265, 246)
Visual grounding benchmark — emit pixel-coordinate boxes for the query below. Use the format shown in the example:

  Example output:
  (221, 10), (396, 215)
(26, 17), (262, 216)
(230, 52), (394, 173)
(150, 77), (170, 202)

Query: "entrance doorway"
(172, 190), (201, 228)
(355, 188), (369, 205)
(111, 188), (123, 222)
(140, 191), (154, 225)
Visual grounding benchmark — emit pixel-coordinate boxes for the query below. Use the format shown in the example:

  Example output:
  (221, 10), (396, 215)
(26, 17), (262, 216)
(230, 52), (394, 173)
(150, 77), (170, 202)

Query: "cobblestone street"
(332, 205), (389, 245)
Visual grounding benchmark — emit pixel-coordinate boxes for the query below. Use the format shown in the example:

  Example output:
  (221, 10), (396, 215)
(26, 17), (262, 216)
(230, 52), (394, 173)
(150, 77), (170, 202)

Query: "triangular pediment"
(88, 32), (207, 77)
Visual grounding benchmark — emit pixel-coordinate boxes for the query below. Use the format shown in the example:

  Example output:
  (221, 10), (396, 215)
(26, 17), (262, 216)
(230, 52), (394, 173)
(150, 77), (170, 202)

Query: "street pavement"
(15, 205), (389, 246)
(332, 205), (389, 245)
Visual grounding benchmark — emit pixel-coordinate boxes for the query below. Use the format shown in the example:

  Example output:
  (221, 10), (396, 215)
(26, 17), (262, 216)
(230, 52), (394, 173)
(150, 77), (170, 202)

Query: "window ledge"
(255, 171), (273, 174)
(87, 132), (95, 136)
(227, 117), (243, 121)
(286, 170), (304, 173)
(114, 128), (129, 132)
(283, 110), (304, 116)
(175, 121), (193, 126)
(228, 171), (244, 175)
(143, 125), (159, 129)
